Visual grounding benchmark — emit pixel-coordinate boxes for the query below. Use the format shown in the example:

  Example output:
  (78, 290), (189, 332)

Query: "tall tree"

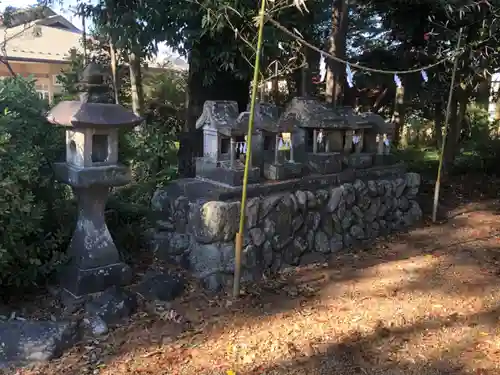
(354, 0), (500, 163)
(325, 0), (349, 105)
(45, 0), (332, 175)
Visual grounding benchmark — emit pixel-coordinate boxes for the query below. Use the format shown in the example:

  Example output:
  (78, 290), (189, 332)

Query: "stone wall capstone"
(149, 172), (422, 292)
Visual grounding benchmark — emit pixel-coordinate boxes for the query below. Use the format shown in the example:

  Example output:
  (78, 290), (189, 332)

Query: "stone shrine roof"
(278, 97), (373, 130)
(195, 98), (394, 137)
(47, 101), (142, 129)
(358, 111), (395, 133)
(240, 102), (294, 133)
(196, 100), (253, 137)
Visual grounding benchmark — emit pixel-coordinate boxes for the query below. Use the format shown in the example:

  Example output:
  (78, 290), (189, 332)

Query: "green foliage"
(106, 191), (151, 263)
(56, 37), (118, 100)
(56, 49), (84, 97)
(0, 76), (71, 292)
(0, 52), (185, 295)
(122, 69), (185, 189)
(450, 104), (500, 174)
(392, 147), (440, 176)
(108, 70), (185, 261)
(467, 103), (496, 143)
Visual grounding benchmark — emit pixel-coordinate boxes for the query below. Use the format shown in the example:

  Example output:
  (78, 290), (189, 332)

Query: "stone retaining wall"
(149, 172), (422, 292)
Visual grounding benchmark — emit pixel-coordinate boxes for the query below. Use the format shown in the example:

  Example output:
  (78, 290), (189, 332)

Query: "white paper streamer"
(421, 70), (428, 82)
(319, 53), (326, 83)
(346, 64), (355, 88)
(317, 130), (324, 144)
(236, 142), (247, 153)
(352, 135), (360, 144)
(394, 74), (402, 88)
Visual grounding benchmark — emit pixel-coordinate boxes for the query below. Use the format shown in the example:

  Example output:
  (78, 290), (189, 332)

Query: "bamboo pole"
(432, 28), (463, 223)
(233, 0), (267, 299)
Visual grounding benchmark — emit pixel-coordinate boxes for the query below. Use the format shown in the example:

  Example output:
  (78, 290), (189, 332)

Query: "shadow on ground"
(25, 176), (500, 375)
(245, 303), (500, 375)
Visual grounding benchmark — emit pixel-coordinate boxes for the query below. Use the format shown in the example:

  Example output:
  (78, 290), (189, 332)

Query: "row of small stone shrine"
(195, 97), (396, 186)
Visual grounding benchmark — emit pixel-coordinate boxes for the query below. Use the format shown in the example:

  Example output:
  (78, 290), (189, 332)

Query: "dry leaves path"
(22, 198), (500, 375)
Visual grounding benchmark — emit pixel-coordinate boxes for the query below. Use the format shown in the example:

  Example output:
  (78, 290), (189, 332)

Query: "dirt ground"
(16, 175), (500, 375)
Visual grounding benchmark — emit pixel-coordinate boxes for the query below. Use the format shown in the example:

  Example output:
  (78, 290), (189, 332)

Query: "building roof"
(2, 15), (188, 71)
(145, 55), (189, 72)
(3, 22), (82, 63)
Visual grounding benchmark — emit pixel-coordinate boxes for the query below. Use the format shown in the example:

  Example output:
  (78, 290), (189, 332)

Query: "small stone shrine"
(47, 61), (142, 301)
(280, 97), (379, 174)
(246, 102), (304, 180)
(362, 111), (395, 165)
(195, 100), (260, 186)
(187, 96), (398, 192)
(280, 97), (345, 174)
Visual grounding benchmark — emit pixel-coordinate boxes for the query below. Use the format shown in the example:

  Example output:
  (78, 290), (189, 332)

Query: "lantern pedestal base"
(56, 181), (133, 302)
(60, 262), (133, 301)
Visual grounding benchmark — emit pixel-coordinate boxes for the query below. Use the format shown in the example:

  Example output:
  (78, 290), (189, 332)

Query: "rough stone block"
(344, 153), (373, 169)
(149, 165), (423, 293)
(133, 272), (186, 302)
(262, 161), (305, 181)
(263, 163), (287, 180)
(307, 153), (343, 174)
(0, 320), (79, 367)
(53, 163), (131, 188)
(374, 154), (397, 166)
(60, 262), (133, 299)
(195, 158), (261, 186)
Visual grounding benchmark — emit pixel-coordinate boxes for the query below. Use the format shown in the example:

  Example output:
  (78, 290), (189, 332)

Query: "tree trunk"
(392, 86), (405, 146)
(455, 88), (469, 143)
(109, 40), (119, 104)
(129, 49), (144, 117)
(300, 63), (308, 96)
(0, 58), (15, 76)
(372, 87), (388, 113)
(442, 98), (459, 173)
(325, 0), (348, 106)
(271, 61), (279, 103)
(434, 102), (443, 148)
(178, 40), (251, 178)
(292, 69), (303, 97)
(476, 76), (491, 109)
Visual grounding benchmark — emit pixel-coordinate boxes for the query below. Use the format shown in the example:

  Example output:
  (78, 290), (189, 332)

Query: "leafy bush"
(451, 104), (500, 175)
(0, 76), (71, 292)
(467, 103), (497, 144)
(120, 69), (185, 195)
(109, 71), (185, 255)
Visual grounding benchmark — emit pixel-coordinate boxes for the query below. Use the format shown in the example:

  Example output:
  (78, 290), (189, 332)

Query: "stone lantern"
(47, 61), (142, 301)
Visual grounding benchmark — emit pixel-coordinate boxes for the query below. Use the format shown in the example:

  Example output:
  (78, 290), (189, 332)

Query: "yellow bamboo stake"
(432, 28), (463, 223)
(233, 0), (267, 299)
